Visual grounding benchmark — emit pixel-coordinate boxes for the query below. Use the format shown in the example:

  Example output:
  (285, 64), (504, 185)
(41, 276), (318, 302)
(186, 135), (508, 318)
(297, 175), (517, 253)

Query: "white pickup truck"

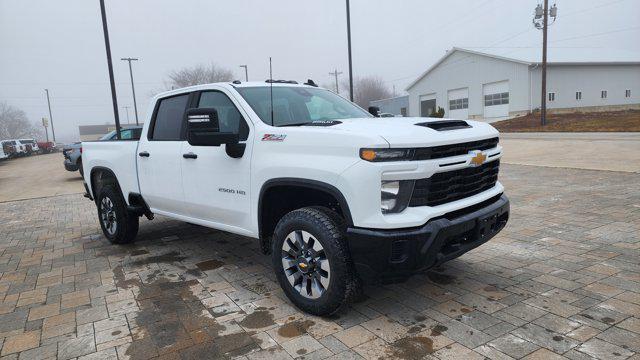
(82, 81), (509, 315)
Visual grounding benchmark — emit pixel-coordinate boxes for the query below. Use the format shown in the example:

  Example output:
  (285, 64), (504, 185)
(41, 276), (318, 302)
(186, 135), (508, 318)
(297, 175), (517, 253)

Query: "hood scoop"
(415, 120), (471, 131)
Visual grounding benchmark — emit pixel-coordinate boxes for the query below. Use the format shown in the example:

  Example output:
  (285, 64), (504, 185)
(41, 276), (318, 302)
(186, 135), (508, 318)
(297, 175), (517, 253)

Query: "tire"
(96, 185), (139, 244)
(272, 206), (360, 316)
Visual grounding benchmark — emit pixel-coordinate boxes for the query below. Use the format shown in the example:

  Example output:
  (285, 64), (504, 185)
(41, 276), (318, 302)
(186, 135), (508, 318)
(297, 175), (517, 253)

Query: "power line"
(328, 69), (343, 94)
(549, 26), (640, 42)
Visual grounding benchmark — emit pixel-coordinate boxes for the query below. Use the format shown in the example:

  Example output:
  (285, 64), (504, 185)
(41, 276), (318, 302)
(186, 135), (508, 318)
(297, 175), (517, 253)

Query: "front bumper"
(346, 194), (509, 284)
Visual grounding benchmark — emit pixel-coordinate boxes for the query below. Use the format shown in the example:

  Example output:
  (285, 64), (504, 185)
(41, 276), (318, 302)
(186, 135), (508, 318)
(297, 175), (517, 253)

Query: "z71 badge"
(262, 134), (286, 142)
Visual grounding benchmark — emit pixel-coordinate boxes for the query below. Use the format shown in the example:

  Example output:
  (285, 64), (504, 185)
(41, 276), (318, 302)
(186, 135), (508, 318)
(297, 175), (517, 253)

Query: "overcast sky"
(1, 0), (639, 143)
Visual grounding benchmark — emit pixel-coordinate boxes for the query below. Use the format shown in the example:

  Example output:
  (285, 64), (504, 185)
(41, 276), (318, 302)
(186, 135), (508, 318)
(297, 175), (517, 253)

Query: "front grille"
(410, 160), (500, 207)
(414, 137), (498, 160)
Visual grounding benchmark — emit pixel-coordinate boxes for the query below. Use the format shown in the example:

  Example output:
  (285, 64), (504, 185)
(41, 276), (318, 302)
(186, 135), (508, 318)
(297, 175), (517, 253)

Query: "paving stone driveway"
(0, 164), (638, 360)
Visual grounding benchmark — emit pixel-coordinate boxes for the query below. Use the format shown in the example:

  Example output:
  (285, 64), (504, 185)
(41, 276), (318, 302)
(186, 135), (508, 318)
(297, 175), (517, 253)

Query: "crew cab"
(82, 81), (509, 315)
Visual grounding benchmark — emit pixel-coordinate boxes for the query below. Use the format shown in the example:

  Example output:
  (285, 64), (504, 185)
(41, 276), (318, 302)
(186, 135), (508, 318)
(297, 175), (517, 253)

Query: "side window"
(120, 129), (133, 140)
(197, 91), (249, 141)
(151, 94), (189, 140)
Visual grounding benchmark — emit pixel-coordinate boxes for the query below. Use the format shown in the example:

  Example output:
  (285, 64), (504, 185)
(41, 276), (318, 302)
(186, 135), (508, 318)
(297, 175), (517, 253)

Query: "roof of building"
(406, 47), (640, 90)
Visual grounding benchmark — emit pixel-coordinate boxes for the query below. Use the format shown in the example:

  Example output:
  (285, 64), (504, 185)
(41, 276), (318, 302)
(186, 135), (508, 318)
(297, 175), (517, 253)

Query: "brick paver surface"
(0, 164), (638, 359)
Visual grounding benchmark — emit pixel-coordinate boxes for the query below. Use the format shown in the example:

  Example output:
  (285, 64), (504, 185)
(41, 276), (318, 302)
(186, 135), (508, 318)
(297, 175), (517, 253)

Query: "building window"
(484, 92), (509, 106)
(601, 90), (607, 99)
(548, 92), (555, 102)
(626, 89), (631, 98)
(449, 97), (469, 110)
(576, 91), (582, 100)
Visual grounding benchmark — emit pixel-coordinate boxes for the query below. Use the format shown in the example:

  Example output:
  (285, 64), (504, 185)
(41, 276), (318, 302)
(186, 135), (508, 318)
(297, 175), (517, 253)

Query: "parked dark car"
(64, 126), (142, 176)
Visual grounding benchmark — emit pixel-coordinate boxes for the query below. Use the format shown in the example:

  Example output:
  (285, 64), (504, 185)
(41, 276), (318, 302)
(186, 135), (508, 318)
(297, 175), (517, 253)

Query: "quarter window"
(576, 91), (582, 100)
(197, 91), (249, 141)
(150, 94), (189, 140)
(601, 90), (607, 99)
(484, 92), (509, 106)
(449, 98), (469, 110)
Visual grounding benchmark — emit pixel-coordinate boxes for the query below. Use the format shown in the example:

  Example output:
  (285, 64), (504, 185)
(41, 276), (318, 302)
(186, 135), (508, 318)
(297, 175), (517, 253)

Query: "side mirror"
(185, 107), (246, 158)
(368, 106), (380, 117)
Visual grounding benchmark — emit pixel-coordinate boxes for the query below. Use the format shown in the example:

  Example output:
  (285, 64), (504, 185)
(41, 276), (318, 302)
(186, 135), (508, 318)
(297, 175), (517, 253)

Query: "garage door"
(447, 88), (469, 119)
(483, 81), (509, 119)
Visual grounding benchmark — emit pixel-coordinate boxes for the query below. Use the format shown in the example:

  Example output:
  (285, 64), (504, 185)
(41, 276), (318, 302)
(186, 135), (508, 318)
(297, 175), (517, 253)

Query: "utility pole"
(533, 1), (557, 126)
(44, 89), (56, 143)
(239, 65), (248, 81)
(345, 0), (354, 102)
(121, 57), (140, 125)
(329, 69), (343, 94)
(99, 0), (122, 139)
(123, 106), (130, 124)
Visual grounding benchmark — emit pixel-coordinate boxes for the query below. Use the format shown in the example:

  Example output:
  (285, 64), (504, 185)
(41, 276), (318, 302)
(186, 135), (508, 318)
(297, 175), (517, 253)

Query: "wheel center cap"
(297, 258), (313, 273)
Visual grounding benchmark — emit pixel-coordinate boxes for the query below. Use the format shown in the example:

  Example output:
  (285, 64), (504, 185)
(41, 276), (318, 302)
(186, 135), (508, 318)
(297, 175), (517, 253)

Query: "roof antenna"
(269, 57), (274, 126)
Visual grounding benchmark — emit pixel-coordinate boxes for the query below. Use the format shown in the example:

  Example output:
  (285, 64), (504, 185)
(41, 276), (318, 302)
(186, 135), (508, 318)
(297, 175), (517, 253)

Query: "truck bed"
(82, 140), (140, 203)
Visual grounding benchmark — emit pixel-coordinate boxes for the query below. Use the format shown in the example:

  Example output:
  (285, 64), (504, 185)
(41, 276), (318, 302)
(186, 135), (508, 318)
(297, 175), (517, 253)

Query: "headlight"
(360, 148), (414, 162)
(381, 180), (414, 214)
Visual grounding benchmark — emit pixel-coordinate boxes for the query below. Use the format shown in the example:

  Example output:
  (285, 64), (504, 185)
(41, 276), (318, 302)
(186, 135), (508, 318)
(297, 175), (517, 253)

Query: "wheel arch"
(258, 178), (353, 243)
(89, 166), (124, 202)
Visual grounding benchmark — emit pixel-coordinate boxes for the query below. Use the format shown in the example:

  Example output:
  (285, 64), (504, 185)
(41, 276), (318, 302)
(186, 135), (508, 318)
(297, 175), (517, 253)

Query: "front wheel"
(97, 185), (139, 244)
(272, 207), (360, 316)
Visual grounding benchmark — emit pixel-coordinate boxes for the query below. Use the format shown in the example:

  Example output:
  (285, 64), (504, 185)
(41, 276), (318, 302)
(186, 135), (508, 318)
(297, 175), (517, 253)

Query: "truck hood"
(312, 117), (500, 147)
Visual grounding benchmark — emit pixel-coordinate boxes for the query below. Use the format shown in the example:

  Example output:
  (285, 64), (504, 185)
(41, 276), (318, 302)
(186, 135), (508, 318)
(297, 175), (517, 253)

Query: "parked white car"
(18, 139), (39, 154)
(82, 81), (509, 315)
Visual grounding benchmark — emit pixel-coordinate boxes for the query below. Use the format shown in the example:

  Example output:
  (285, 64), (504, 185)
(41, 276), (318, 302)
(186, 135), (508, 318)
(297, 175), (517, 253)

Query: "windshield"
(236, 86), (371, 126)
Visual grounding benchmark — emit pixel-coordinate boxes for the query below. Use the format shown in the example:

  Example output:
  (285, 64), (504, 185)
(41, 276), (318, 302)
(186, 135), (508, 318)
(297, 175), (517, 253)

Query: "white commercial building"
(406, 47), (640, 121)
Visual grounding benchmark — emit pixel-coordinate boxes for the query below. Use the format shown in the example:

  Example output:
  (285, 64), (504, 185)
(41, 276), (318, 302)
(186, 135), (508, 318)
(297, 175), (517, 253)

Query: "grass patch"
(493, 110), (640, 132)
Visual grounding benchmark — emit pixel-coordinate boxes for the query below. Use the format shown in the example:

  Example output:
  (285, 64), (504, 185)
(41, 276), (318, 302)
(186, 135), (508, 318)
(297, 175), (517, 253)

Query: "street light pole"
(239, 65), (248, 82)
(44, 89), (56, 143)
(99, 0), (122, 139)
(345, 0), (354, 102)
(121, 57), (140, 125)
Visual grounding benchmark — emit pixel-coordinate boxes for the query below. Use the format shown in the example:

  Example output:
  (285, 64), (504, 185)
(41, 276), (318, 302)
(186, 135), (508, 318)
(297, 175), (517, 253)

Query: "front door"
(137, 93), (190, 215)
(181, 89), (253, 232)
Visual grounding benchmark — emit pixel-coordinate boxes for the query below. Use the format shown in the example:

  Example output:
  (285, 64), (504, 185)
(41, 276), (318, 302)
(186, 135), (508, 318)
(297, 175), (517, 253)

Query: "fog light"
(381, 180), (414, 214)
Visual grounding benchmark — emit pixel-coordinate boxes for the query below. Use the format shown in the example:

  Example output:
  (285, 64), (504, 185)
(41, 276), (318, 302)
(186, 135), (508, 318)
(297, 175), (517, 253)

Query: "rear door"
(180, 89), (253, 231)
(137, 93), (190, 215)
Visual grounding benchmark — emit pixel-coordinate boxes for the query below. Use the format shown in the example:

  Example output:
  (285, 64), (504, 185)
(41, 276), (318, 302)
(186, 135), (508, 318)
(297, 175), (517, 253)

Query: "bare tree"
(340, 76), (392, 109)
(0, 102), (43, 140)
(165, 63), (234, 89)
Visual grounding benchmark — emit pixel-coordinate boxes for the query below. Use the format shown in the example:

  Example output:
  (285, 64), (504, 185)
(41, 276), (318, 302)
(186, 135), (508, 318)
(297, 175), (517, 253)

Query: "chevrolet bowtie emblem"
(298, 262), (308, 269)
(469, 151), (487, 167)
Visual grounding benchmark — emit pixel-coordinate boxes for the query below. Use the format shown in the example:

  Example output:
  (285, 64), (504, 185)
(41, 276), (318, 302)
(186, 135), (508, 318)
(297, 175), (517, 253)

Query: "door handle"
(183, 152), (198, 159)
(138, 151), (150, 157)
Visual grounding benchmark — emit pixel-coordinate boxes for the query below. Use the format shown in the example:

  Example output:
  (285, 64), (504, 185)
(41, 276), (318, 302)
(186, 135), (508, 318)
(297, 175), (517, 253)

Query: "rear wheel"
(272, 207), (360, 316)
(97, 185), (138, 244)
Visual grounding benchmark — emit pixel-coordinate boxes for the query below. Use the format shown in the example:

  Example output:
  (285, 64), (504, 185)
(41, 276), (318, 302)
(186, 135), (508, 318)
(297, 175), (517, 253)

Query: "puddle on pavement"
(277, 319), (316, 338)
(112, 259), (258, 358)
(389, 336), (435, 359)
(238, 309), (275, 329)
(430, 324), (448, 336)
(195, 259), (225, 271)
(129, 251), (188, 266)
(426, 271), (456, 285)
